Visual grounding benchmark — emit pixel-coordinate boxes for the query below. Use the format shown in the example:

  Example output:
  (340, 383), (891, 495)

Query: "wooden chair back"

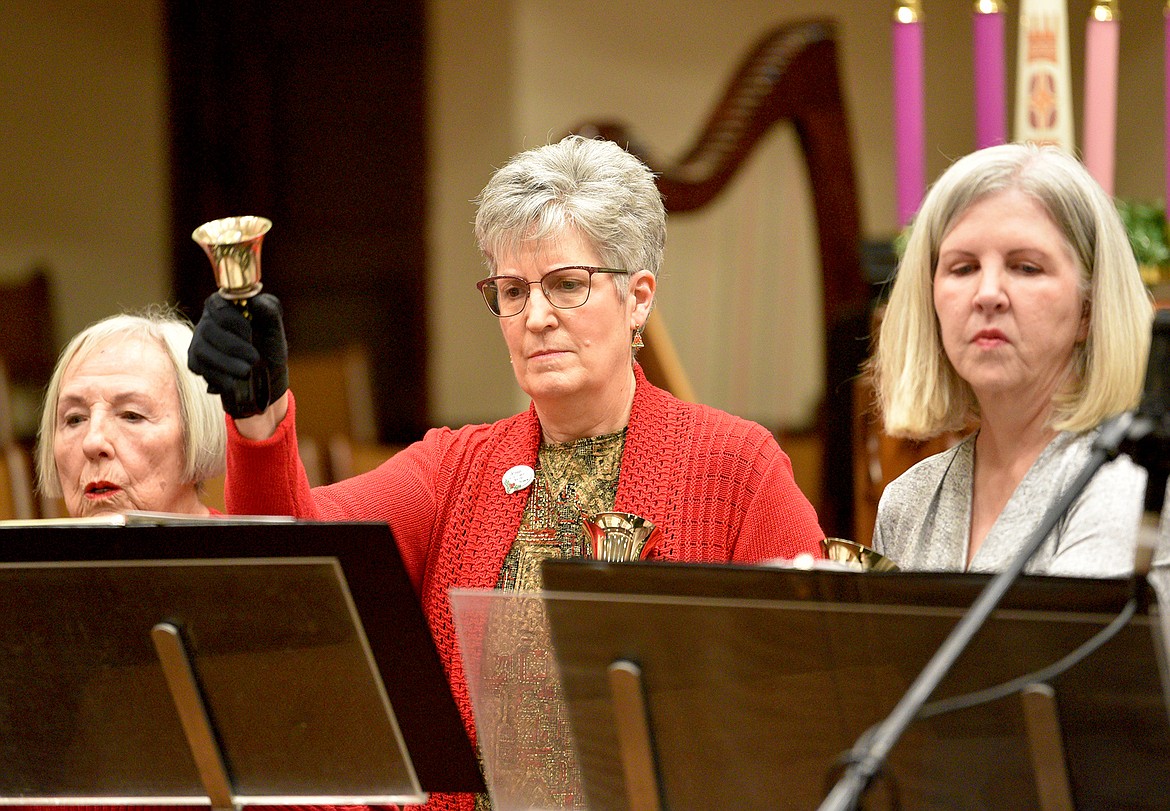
(201, 434), (326, 515)
(0, 358), (38, 520)
(286, 344), (378, 445)
(0, 268), (56, 448)
(285, 344), (376, 484)
(0, 268), (56, 389)
(0, 443), (36, 520)
(637, 312), (697, 403)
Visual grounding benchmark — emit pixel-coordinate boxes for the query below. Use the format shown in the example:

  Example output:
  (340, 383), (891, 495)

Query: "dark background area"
(166, 0), (428, 443)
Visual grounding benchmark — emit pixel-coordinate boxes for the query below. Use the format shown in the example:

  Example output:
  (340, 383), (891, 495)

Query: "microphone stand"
(817, 412), (1145, 811)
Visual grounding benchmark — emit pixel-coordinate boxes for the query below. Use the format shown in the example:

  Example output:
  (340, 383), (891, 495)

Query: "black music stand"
(534, 560), (1170, 811)
(0, 519), (483, 807)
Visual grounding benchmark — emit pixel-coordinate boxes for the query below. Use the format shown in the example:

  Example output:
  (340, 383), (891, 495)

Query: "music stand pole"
(152, 621), (238, 811)
(818, 414), (1136, 811)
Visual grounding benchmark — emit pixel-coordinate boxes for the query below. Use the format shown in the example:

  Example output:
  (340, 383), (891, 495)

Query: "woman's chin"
(71, 489), (133, 514)
(518, 367), (585, 400)
(71, 500), (129, 518)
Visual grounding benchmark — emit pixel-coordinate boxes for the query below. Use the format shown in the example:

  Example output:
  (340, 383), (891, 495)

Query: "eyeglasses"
(476, 266), (628, 317)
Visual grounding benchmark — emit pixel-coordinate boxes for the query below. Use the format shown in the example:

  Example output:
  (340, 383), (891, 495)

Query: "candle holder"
(894, 0), (923, 24)
(1089, 0), (1118, 23)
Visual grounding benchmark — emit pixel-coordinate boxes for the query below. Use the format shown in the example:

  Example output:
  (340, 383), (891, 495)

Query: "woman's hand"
(188, 291), (289, 427)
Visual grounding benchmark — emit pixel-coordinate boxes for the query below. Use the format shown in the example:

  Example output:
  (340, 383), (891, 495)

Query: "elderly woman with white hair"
(870, 142), (1154, 577)
(36, 307), (226, 517)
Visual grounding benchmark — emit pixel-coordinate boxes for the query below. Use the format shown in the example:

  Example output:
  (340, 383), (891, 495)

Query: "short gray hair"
(36, 305), (227, 497)
(474, 135), (666, 292)
(873, 142), (1153, 438)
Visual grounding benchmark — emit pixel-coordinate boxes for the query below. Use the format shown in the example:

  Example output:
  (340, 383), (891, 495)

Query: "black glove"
(188, 292), (289, 419)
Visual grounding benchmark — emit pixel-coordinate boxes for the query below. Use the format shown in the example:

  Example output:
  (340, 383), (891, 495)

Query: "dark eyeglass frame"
(476, 265), (629, 317)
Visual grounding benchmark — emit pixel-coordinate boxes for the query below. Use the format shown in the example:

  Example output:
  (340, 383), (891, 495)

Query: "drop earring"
(631, 325), (645, 350)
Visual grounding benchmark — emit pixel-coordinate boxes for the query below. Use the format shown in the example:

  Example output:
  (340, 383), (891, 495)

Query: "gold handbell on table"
(821, 537), (900, 572)
(583, 512), (662, 562)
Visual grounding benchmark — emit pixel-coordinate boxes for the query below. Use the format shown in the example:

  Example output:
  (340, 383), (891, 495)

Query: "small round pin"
(502, 464), (535, 494)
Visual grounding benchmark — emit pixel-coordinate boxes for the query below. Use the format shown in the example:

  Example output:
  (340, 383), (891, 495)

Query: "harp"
(573, 19), (872, 537)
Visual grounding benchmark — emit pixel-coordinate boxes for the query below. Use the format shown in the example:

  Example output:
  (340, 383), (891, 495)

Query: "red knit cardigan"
(226, 366), (824, 810)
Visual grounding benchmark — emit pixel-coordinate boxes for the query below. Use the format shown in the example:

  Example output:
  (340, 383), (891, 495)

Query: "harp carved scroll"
(573, 18), (872, 537)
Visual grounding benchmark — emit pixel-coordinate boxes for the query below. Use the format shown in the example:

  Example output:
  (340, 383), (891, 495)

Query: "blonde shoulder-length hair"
(872, 142), (1153, 439)
(35, 306), (227, 498)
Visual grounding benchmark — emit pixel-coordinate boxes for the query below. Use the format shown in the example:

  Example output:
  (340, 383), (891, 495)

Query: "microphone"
(1135, 308), (1170, 435)
(1122, 308), (1170, 574)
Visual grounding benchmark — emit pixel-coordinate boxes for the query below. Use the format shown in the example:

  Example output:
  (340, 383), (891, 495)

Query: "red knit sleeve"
(226, 401), (469, 592)
(307, 434), (450, 590)
(224, 391), (319, 518)
(732, 439), (826, 562)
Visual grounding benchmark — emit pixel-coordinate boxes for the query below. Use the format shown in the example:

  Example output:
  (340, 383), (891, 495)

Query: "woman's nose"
(972, 266), (1008, 310)
(524, 284), (558, 328)
(81, 416), (114, 458)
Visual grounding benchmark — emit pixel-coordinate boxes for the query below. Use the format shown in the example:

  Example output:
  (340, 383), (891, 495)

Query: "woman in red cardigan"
(189, 134), (825, 810)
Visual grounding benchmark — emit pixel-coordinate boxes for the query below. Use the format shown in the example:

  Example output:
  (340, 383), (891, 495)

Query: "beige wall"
(0, 0), (171, 347)
(2, 0), (1164, 429)
(426, 0), (520, 423)
(428, 0), (1167, 428)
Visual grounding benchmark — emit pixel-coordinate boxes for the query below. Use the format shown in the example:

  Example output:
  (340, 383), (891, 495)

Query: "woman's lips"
(973, 329), (1008, 347)
(85, 481), (121, 497)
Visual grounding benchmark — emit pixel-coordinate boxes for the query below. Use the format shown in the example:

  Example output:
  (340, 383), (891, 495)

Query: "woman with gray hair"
(870, 142), (1154, 576)
(188, 134), (824, 810)
(37, 306), (226, 517)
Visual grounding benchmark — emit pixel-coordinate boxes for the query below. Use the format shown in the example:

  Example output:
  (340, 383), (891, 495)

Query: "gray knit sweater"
(873, 429), (1146, 577)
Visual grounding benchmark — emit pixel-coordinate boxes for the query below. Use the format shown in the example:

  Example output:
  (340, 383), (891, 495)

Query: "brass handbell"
(821, 537), (900, 572)
(583, 512), (662, 562)
(192, 215), (272, 300)
(191, 215), (274, 418)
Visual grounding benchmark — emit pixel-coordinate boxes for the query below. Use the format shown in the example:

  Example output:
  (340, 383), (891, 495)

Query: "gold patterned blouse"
(495, 429), (625, 592)
(475, 430), (625, 811)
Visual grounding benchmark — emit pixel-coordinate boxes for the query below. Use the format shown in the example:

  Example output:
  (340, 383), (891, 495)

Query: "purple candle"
(973, 0), (1007, 149)
(893, 0), (926, 226)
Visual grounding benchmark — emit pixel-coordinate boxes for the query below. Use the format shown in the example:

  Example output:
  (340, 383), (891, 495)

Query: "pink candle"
(1083, 1), (1119, 195)
(893, 0), (926, 226)
(973, 0), (1007, 149)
